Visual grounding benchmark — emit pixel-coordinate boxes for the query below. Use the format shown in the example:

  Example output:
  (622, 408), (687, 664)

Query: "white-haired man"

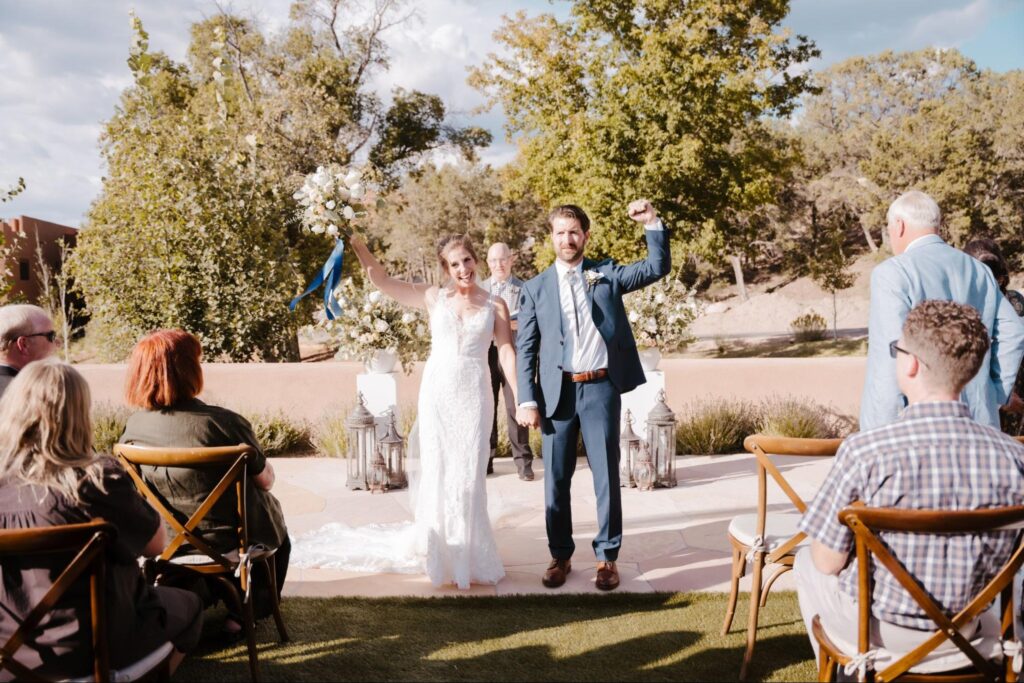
(860, 190), (1024, 430)
(0, 304), (58, 397)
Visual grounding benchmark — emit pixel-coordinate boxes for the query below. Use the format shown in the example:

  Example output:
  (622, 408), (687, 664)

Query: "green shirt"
(119, 398), (287, 550)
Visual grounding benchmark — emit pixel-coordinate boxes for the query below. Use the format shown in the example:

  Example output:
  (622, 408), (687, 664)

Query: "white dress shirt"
(554, 259), (609, 373)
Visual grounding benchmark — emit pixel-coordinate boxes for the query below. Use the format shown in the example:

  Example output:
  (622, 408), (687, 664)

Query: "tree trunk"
(860, 217), (878, 253)
(832, 290), (839, 341)
(729, 254), (748, 301)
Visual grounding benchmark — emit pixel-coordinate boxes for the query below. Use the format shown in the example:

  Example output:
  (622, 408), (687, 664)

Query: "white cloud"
(907, 0), (993, 47)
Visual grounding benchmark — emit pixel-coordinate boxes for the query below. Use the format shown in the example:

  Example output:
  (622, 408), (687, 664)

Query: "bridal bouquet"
(293, 164), (366, 237)
(318, 278), (428, 373)
(624, 278), (699, 352)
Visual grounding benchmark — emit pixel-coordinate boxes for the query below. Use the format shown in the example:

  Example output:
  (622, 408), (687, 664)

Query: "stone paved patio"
(277, 452), (834, 598)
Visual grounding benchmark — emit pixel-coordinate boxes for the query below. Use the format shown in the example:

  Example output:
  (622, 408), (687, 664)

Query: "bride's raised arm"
(493, 299), (519, 405)
(348, 235), (433, 309)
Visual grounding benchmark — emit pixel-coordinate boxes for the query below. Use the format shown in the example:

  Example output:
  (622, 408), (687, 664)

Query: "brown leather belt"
(564, 368), (608, 383)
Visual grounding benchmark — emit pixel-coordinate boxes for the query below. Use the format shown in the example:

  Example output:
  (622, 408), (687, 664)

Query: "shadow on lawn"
(175, 593), (814, 682)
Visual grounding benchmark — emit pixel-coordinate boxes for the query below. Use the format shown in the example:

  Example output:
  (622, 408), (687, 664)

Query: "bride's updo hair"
(436, 234), (479, 276)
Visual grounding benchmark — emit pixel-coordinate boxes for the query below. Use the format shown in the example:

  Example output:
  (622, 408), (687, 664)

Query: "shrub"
(758, 397), (850, 439)
(244, 411), (314, 457)
(675, 399), (760, 455)
(314, 408), (350, 458)
(790, 310), (828, 342)
(92, 402), (132, 456)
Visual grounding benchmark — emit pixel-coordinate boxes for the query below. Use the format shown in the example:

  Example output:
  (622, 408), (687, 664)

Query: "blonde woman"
(0, 359), (202, 678)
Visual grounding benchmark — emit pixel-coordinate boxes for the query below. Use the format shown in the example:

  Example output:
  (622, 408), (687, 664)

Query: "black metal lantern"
(345, 392), (377, 490)
(646, 390), (677, 488)
(379, 409), (407, 489)
(619, 410), (643, 488)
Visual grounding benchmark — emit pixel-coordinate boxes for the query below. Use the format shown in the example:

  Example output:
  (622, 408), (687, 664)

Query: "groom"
(515, 200), (670, 590)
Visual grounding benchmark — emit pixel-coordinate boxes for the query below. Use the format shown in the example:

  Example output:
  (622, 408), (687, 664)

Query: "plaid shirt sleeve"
(798, 440), (863, 553)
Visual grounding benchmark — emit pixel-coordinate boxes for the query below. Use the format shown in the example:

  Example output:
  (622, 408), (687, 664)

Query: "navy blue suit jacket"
(516, 229), (671, 418)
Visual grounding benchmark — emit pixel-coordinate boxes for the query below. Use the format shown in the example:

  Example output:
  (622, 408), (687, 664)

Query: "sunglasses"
(889, 339), (928, 368)
(22, 330), (57, 343)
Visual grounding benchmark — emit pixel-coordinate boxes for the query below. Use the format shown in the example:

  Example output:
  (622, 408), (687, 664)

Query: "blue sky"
(1, 0), (1021, 227)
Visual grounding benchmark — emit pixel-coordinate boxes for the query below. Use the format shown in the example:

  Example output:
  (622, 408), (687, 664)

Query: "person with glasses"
(859, 191), (1024, 431)
(797, 300), (1024, 668)
(0, 304), (58, 398)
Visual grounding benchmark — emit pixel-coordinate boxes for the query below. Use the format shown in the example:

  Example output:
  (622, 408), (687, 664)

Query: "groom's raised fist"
(627, 199), (658, 226)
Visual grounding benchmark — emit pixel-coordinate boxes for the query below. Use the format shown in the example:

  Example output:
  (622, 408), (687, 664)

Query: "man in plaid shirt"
(796, 299), (1024, 658)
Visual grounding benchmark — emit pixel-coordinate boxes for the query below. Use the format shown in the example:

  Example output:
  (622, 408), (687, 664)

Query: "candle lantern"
(619, 410), (642, 488)
(379, 409), (407, 489)
(633, 442), (657, 491)
(646, 390), (678, 488)
(345, 392), (377, 490)
(368, 446), (390, 494)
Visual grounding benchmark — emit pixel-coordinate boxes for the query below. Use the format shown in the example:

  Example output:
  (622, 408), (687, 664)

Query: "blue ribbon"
(289, 238), (345, 320)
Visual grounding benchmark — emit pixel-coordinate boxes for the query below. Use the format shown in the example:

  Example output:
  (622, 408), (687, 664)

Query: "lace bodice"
(428, 288), (495, 361)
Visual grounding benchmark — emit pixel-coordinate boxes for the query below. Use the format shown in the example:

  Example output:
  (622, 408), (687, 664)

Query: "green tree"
(806, 206), (855, 340)
(361, 162), (546, 284)
(72, 5), (489, 361)
(796, 49), (1024, 264)
(469, 0), (817, 297)
(0, 178), (26, 300)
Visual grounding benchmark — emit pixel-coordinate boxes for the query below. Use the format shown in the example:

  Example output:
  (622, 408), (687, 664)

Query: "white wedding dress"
(292, 288), (506, 589)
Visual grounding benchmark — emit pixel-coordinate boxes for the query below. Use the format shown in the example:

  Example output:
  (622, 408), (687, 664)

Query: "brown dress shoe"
(542, 558), (571, 588)
(595, 561), (619, 591)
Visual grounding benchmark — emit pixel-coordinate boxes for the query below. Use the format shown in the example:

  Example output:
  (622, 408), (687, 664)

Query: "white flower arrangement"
(624, 278), (700, 352)
(317, 278), (428, 373)
(293, 164), (366, 237)
(584, 269), (605, 289)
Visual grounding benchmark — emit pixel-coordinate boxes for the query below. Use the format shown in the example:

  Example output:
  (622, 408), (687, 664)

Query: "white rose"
(368, 291), (382, 304)
(343, 169), (362, 187)
(361, 315), (371, 326)
(326, 224), (339, 237)
(628, 310), (639, 323)
(416, 323), (426, 336)
(342, 205), (356, 220)
(310, 224), (325, 234)
(655, 293), (665, 304)
(401, 312), (414, 324)
(374, 319), (389, 333)
(336, 186), (351, 202)
(325, 200), (336, 210)
(348, 183), (365, 201)
(362, 303), (371, 313)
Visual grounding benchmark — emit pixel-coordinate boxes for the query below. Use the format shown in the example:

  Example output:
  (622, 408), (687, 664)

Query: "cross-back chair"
(0, 520), (173, 682)
(724, 433), (844, 680)
(812, 503), (1024, 682)
(114, 444), (289, 683)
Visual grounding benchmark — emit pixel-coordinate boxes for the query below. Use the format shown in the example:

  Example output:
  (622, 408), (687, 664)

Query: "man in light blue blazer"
(515, 200), (670, 591)
(860, 190), (1024, 431)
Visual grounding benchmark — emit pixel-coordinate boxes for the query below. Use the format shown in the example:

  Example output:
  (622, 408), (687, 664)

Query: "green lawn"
(177, 592), (815, 682)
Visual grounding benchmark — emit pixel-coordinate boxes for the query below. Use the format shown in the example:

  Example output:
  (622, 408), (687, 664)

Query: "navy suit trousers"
(542, 375), (622, 562)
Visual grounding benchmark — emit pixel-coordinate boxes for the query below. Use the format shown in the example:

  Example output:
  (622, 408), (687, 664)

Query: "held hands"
(516, 405), (540, 429)
(627, 199), (658, 226)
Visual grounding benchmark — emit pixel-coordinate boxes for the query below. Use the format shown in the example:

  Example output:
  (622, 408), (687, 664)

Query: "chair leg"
(264, 558), (290, 643)
(759, 564), (792, 607)
(721, 547), (745, 635)
(217, 577), (261, 683)
(739, 552), (765, 682)
(817, 651), (836, 682)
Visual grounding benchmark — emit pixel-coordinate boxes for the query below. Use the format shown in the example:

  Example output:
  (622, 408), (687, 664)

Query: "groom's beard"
(557, 245), (584, 263)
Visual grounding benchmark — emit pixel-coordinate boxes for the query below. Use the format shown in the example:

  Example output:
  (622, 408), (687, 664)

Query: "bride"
(292, 233), (519, 589)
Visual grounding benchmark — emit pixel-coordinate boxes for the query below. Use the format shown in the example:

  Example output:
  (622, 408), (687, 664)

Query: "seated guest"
(118, 329), (289, 635)
(0, 304), (58, 398)
(0, 359), (202, 678)
(964, 237), (1024, 433)
(859, 191), (1024, 431)
(796, 300), (1024, 661)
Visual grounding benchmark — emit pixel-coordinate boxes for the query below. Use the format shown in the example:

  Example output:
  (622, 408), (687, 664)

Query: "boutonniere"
(584, 270), (604, 289)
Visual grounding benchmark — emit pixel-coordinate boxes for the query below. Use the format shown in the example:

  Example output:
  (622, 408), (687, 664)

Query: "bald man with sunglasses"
(0, 304), (58, 398)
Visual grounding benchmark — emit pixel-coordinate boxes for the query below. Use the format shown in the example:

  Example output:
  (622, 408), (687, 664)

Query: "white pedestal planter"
(638, 347), (662, 371)
(364, 348), (398, 374)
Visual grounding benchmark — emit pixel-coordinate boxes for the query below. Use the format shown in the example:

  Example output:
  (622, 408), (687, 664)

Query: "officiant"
(481, 242), (535, 480)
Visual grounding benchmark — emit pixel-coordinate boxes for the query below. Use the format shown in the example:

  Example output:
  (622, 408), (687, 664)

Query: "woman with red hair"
(118, 329), (289, 637)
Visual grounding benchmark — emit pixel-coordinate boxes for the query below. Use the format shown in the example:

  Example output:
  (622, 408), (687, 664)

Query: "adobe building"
(2, 215), (78, 304)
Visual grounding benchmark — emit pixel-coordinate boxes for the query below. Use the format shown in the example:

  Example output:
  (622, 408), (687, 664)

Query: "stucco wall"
(78, 357), (867, 421)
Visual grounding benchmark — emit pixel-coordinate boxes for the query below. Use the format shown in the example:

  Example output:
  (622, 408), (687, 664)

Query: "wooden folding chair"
(0, 519), (173, 682)
(114, 444), (289, 683)
(723, 434), (844, 680)
(813, 503), (1024, 682)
